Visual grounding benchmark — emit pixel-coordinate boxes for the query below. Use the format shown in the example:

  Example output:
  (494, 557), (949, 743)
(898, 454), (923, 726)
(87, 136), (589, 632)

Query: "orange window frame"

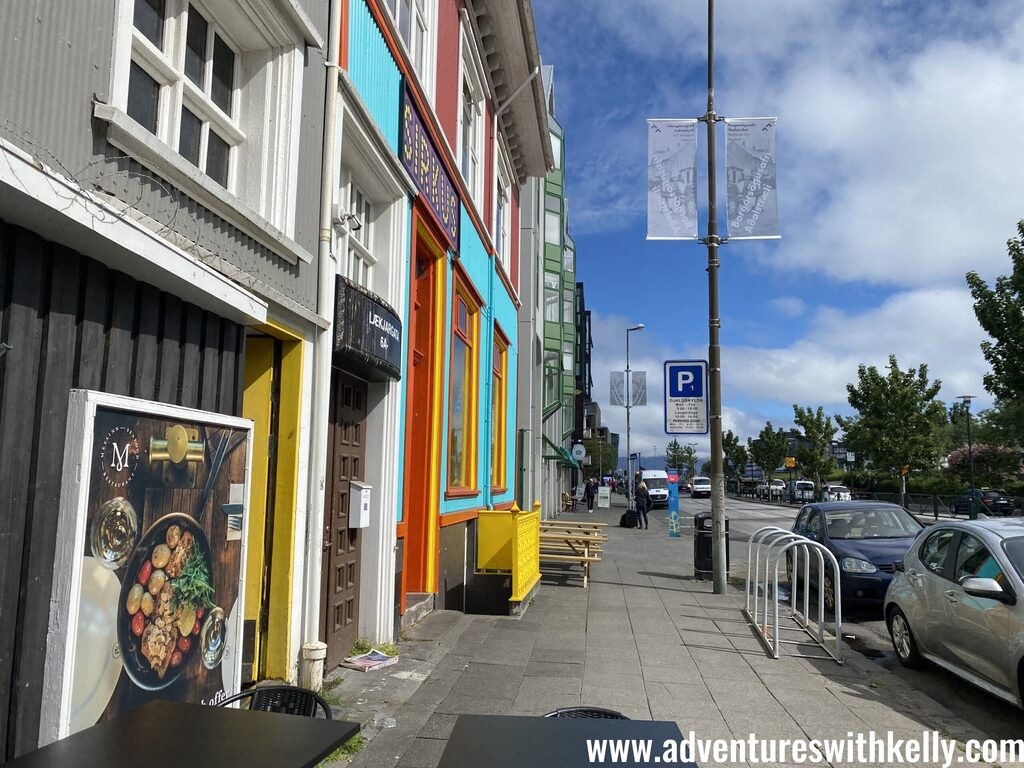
(490, 327), (509, 491)
(447, 275), (479, 494)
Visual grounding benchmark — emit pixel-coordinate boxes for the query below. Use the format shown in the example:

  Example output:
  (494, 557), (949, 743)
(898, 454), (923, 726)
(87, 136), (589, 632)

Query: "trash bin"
(693, 511), (729, 578)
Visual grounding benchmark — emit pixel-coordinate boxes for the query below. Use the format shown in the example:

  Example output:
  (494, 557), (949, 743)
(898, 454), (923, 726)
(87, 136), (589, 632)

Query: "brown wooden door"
(320, 369), (367, 668)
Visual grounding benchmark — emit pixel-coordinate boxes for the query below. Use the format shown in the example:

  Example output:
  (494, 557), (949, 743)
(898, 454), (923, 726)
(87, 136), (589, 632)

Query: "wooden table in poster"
(436, 714), (694, 768)
(1, 701), (359, 768)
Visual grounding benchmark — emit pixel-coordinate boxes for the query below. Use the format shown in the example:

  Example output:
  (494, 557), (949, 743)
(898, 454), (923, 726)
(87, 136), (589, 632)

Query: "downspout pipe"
(304, 0), (343, 646)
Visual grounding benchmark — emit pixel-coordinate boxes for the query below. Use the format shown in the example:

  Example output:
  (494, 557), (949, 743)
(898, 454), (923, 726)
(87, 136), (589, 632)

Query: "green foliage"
(320, 734), (365, 764)
(836, 355), (946, 478)
(946, 443), (1021, 486)
(700, 460), (713, 476)
(665, 439), (698, 478)
(792, 405), (837, 487)
(581, 435), (617, 476)
(351, 637), (399, 657)
(722, 430), (749, 479)
(967, 221), (1024, 417)
(747, 422), (788, 483)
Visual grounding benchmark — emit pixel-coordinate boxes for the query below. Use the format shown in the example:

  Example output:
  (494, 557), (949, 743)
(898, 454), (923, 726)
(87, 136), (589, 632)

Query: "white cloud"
(767, 296), (807, 318)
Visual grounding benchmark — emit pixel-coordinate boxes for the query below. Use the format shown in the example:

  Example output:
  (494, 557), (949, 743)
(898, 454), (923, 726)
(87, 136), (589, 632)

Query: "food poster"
(69, 403), (250, 733)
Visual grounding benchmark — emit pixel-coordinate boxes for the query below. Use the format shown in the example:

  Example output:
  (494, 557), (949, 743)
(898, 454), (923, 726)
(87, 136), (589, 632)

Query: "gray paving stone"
(523, 660), (583, 678)
(394, 736), (447, 768)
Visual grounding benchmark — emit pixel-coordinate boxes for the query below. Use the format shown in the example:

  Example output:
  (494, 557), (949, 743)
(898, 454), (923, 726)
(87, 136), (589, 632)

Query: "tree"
(946, 443), (1021, 487)
(664, 439), (698, 479)
(581, 436), (617, 479)
(836, 354), (946, 506)
(792, 405), (837, 487)
(722, 429), (749, 480)
(700, 460), (713, 476)
(747, 422), (788, 486)
(967, 222), (1024, 433)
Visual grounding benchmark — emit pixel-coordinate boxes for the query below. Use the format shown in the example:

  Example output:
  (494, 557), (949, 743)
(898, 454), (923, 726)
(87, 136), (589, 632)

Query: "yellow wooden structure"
(476, 502), (541, 604)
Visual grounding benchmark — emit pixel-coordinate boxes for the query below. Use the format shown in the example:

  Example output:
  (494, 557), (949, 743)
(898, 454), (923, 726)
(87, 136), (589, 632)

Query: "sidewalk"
(325, 495), (1019, 768)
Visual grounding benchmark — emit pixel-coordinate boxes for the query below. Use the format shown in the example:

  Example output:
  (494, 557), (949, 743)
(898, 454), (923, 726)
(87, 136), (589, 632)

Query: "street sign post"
(664, 360), (710, 435)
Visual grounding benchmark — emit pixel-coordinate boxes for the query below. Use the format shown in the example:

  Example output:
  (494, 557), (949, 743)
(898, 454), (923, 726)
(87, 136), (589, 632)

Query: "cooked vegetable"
(140, 591), (154, 617)
(147, 568), (166, 596)
(126, 583), (144, 615)
(169, 650), (182, 668)
(172, 548), (214, 611)
(177, 604), (197, 637)
(166, 525), (181, 548)
(138, 560), (152, 586)
(192, 619), (200, 636)
(151, 544), (171, 569)
(131, 611), (145, 637)
(177, 636), (191, 653)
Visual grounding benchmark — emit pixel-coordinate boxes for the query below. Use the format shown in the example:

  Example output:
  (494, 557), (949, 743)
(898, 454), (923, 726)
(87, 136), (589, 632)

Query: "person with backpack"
(583, 478), (596, 513)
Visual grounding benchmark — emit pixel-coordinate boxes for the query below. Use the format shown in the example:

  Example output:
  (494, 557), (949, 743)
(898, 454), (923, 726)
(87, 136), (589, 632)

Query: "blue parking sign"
(664, 360), (709, 435)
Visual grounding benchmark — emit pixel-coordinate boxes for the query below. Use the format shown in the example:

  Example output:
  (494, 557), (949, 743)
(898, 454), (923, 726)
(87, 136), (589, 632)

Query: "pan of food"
(116, 513), (216, 691)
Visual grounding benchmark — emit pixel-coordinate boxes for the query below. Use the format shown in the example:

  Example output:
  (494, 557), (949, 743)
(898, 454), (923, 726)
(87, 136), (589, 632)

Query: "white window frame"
(493, 140), (512, 275)
(382, 0), (437, 102)
(127, 1), (243, 190)
(107, 0), (315, 247)
(458, 24), (486, 210)
(342, 171), (377, 291)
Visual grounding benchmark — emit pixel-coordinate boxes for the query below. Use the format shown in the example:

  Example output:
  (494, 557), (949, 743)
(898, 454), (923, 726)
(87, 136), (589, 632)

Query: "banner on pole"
(646, 119), (698, 240)
(725, 117), (780, 240)
(631, 371), (647, 406)
(610, 371), (625, 406)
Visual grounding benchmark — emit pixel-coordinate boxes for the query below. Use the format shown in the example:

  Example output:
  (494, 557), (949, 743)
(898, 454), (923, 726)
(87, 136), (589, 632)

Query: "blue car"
(788, 501), (924, 612)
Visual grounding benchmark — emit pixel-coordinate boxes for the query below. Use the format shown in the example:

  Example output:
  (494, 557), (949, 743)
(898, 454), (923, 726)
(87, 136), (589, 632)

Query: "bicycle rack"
(743, 525), (844, 663)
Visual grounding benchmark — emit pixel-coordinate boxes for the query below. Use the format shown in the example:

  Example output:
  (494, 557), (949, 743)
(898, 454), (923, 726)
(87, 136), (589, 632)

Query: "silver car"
(885, 518), (1024, 706)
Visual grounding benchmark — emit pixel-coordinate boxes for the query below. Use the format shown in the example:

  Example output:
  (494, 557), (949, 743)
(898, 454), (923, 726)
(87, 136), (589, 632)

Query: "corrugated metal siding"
(0, 0), (318, 315)
(348, 0), (401, 152)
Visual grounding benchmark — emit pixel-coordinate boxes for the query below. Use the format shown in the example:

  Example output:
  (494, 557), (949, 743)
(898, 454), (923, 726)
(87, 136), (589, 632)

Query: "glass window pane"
(544, 273), (559, 322)
(545, 193), (560, 213)
(448, 338), (467, 486)
(185, 5), (209, 88)
(563, 297), (573, 324)
(921, 530), (955, 575)
(399, 0), (413, 45)
(544, 211), (560, 244)
(206, 129), (230, 186)
(414, 15), (426, 74)
(457, 298), (468, 334)
(955, 535), (1005, 582)
(127, 62), (160, 134)
(550, 132), (561, 169)
(563, 248), (574, 273)
(133, 0), (165, 49)
(178, 107), (201, 166)
(211, 34), (234, 114)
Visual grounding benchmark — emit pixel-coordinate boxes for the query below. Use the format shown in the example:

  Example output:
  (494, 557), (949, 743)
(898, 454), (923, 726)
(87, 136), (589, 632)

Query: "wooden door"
(320, 369), (367, 668)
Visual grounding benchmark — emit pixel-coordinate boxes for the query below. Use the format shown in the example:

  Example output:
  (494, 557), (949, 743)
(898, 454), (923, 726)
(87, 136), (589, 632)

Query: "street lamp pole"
(700, 0), (727, 593)
(958, 394), (977, 519)
(626, 324), (644, 513)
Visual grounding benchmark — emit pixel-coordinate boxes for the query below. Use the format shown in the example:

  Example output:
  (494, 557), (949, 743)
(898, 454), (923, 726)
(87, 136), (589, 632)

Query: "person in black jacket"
(634, 476), (651, 529)
(583, 478), (596, 513)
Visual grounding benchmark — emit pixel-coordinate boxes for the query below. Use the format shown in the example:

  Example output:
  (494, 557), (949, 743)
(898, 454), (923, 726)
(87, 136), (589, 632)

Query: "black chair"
(217, 684), (333, 719)
(543, 706), (628, 719)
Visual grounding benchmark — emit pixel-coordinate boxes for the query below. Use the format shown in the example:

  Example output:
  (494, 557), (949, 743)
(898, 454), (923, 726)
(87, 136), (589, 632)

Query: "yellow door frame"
(241, 320), (304, 681)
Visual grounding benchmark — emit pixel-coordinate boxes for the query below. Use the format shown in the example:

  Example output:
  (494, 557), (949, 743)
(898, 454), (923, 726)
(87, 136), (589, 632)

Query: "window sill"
(445, 488), (479, 500)
(94, 102), (313, 266)
(489, 486), (507, 496)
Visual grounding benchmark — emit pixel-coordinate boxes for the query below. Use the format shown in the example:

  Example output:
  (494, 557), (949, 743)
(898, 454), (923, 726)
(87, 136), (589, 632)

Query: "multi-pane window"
(448, 285), (478, 490)
(543, 351), (559, 407)
(383, 0), (433, 94)
(562, 289), (574, 324)
(490, 332), (508, 489)
(562, 341), (573, 373)
(550, 132), (562, 170)
(543, 273), (559, 322)
(459, 30), (485, 207)
(345, 177), (375, 291)
(460, 81), (480, 202)
(563, 247), (574, 273)
(127, 0), (240, 189)
(494, 153), (511, 274)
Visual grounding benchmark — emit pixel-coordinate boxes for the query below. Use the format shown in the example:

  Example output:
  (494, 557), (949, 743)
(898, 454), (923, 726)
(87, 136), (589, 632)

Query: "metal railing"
(743, 525), (844, 663)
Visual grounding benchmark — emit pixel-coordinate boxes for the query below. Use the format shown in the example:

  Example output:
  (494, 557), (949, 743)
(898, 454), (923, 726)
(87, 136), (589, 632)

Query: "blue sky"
(532, 0), (1024, 466)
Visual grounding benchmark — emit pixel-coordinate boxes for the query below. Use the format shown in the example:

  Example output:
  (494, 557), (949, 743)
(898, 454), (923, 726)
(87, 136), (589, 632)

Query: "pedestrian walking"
(634, 475), (651, 529)
(583, 478), (596, 513)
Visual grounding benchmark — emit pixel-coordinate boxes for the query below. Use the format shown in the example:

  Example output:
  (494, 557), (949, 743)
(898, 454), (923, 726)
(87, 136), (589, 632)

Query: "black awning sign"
(334, 276), (403, 382)
(364, 304), (402, 372)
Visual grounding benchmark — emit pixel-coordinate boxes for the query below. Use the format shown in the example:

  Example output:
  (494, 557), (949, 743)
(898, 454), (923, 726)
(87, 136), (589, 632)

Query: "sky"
(532, 0), (1024, 470)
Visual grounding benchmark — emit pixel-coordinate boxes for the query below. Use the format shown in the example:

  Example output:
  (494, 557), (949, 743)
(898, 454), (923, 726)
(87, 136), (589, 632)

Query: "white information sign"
(597, 487), (611, 509)
(664, 360), (709, 435)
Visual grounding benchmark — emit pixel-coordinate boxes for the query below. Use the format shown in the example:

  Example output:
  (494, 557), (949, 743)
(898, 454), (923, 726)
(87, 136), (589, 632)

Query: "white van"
(691, 476), (711, 498)
(821, 483), (852, 502)
(787, 479), (815, 503)
(641, 470), (669, 508)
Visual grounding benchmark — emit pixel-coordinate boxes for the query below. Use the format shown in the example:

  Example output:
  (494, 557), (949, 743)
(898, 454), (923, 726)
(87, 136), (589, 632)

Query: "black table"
(437, 714), (694, 768)
(3, 700), (359, 768)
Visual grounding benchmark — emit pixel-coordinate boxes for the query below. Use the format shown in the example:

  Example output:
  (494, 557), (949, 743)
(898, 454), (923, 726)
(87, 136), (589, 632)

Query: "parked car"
(788, 501), (924, 612)
(820, 483), (852, 502)
(884, 518), (1024, 707)
(951, 488), (1015, 517)
(787, 479), (815, 503)
(641, 469), (669, 508)
(691, 476), (711, 498)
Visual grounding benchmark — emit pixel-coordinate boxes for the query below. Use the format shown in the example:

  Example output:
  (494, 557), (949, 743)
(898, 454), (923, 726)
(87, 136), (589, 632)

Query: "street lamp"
(958, 395), (977, 519)
(626, 323), (644, 512)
